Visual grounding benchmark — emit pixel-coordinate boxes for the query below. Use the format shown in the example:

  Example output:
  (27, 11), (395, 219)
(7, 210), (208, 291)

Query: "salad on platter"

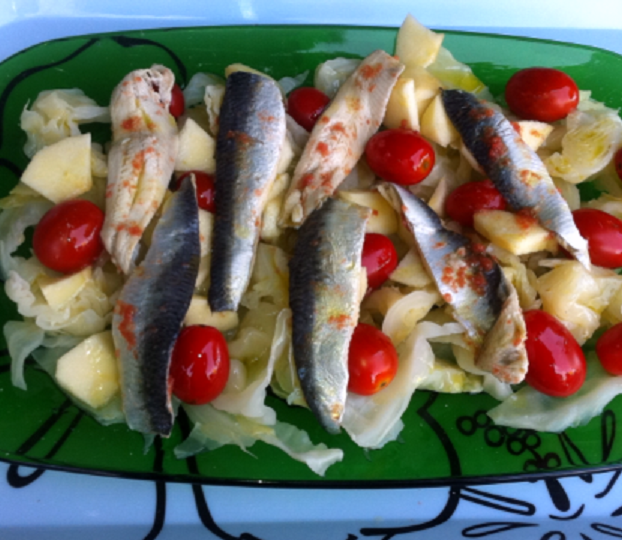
(4, 15), (622, 477)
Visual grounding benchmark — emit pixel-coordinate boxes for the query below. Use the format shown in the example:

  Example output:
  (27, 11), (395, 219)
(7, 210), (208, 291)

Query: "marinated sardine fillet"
(441, 89), (590, 269)
(112, 177), (200, 437)
(281, 50), (404, 227)
(102, 64), (179, 274)
(208, 71), (286, 312)
(380, 184), (527, 384)
(289, 198), (370, 433)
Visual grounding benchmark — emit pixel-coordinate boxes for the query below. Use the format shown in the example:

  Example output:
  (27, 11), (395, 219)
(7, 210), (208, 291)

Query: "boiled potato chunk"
(383, 78), (419, 130)
(474, 210), (558, 256)
(20, 133), (92, 203)
(420, 93), (459, 147)
(395, 14), (444, 68)
(175, 118), (216, 173)
(184, 295), (239, 331)
(403, 65), (442, 115)
(515, 120), (554, 151)
(338, 190), (398, 235)
(38, 267), (92, 309)
(55, 331), (119, 409)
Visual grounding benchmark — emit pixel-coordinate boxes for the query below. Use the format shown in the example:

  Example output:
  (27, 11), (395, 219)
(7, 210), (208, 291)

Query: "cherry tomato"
(169, 83), (185, 118)
(287, 87), (330, 131)
(505, 67), (579, 122)
(596, 323), (622, 375)
(33, 199), (104, 274)
(170, 325), (230, 405)
(615, 147), (622, 182)
(523, 310), (586, 397)
(348, 323), (398, 396)
(365, 129), (435, 186)
(174, 171), (216, 213)
(445, 179), (507, 228)
(361, 233), (398, 291)
(572, 208), (622, 268)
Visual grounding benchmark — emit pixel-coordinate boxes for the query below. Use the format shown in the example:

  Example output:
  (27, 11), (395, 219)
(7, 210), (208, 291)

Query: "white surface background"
(2, 1), (622, 538)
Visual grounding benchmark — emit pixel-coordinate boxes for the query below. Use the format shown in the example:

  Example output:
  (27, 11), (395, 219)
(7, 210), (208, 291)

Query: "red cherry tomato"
(287, 87), (330, 131)
(170, 325), (230, 405)
(169, 83), (185, 118)
(365, 129), (435, 186)
(445, 179), (507, 228)
(348, 323), (398, 396)
(174, 171), (215, 213)
(596, 322), (622, 376)
(361, 233), (398, 291)
(614, 147), (622, 182)
(523, 310), (586, 397)
(33, 199), (104, 274)
(572, 208), (622, 268)
(505, 67), (579, 122)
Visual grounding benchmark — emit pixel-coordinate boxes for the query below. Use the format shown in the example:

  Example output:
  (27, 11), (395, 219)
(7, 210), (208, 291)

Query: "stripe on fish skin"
(441, 89), (590, 269)
(113, 177), (200, 436)
(209, 71), (286, 313)
(289, 198), (370, 433)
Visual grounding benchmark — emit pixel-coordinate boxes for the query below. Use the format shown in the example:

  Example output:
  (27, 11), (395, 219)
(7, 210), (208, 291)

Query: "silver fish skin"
(280, 50), (404, 227)
(379, 184), (527, 384)
(289, 198), (370, 433)
(441, 89), (590, 269)
(208, 71), (286, 312)
(112, 177), (200, 437)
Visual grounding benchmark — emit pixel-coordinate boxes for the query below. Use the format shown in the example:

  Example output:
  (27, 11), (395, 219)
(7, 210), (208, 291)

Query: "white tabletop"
(2, 1), (622, 538)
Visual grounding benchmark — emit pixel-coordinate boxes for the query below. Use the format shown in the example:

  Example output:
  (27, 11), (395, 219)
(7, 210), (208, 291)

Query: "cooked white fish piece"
(280, 50), (403, 227)
(102, 64), (178, 274)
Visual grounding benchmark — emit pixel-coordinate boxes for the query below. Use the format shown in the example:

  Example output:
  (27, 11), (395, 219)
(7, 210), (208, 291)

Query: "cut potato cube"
(338, 190), (398, 235)
(514, 120), (554, 151)
(420, 93), (459, 147)
(474, 209), (558, 256)
(20, 133), (92, 203)
(395, 14), (444, 69)
(55, 331), (119, 409)
(38, 267), (92, 309)
(383, 77), (419, 130)
(403, 65), (441, 115)
(184, 295), (239, 331)
(389, 248), (433, 289)
(175, 118), (216, 174)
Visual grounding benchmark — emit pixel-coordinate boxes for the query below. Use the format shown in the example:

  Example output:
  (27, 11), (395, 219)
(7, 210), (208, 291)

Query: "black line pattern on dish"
(457, 410), (563, 473)
(599, 471), (622, 499)
(602, 410), (617, 462)
(591, 523), (622, 537)
(462, 521), (538, 537)
(540, 532), (566, 540)
(144, 437), (166, 540)
(111, 36), (188, 85)
(0, 38), (98, 152)
(459, 487), (535, 515)
(359, 394), (462, 537)
(177, 410), (263, 540)
(549, 504), (584, 521)
(581, 533), (594, 540)
(7, 401), (81, 487)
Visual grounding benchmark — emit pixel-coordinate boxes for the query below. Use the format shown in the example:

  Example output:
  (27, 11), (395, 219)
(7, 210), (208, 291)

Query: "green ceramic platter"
(0, 25), (621, 488)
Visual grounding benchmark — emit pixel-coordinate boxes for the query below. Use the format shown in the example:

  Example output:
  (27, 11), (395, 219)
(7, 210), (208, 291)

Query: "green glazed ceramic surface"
(1, 25), (621, 488)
